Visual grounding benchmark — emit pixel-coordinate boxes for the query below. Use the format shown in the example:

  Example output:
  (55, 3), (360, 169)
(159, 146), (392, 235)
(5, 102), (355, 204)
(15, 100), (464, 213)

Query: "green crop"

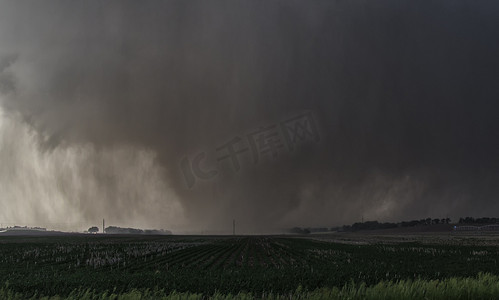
(1, 235), (499, 298)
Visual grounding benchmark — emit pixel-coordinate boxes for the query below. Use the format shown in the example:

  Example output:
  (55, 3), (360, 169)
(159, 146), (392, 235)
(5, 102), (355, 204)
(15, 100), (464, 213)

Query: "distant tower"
(233, 219), (235, 236)
(102, 219), (105, 234)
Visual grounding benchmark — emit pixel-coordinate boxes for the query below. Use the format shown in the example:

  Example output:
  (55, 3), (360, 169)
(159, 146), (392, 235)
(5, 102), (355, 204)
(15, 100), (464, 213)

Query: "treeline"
(458, 217), (499, 224)
(341, 218), (451, 232)
(289, 217), (499, 234)
(289, 218), (454, 234)
(105, 226), (172, 235)
(288, 227), (312, 234)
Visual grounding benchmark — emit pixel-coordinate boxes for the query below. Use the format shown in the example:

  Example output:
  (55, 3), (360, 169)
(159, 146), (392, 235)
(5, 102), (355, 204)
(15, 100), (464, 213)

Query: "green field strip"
(269, 240), (317, 266)
(164, 244), (222, 267)
(123, 243), (216, 272)
(246, 238), (258, 267)
(214, 239), (247, 270)
(201, 242), (239, 270)
(252, 239), (269, 267)
(223, 237), (249, 268)
(142, 244), (220, 270)
(180, 245), (229, 268)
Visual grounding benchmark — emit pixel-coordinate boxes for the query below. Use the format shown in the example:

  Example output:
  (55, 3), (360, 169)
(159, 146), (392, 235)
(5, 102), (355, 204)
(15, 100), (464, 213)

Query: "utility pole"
(233, 219), (235, 236)
(102, 219), (105, 234)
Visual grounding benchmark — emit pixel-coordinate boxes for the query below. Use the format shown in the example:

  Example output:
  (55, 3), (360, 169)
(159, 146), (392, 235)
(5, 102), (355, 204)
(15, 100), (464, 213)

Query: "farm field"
(309, 231), (499, 246)
(1, 234), (499, 298)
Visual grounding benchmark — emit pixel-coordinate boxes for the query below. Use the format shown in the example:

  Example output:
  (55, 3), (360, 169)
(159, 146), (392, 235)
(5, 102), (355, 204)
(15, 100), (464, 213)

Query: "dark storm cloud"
(1, 0), (499, 230)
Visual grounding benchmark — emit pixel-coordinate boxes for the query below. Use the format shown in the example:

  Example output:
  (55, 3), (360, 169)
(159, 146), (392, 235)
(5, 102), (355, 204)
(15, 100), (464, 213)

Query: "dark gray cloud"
(1, 0), (499, 231)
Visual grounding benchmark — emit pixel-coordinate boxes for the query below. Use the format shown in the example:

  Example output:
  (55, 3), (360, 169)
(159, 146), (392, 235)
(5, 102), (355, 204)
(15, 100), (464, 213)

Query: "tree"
(288, 227), (310, 234)
(88, 226), (99, 233)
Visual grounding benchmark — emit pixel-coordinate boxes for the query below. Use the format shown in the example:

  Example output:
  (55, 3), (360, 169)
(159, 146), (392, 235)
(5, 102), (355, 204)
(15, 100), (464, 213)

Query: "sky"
(0, 0), (499, 233)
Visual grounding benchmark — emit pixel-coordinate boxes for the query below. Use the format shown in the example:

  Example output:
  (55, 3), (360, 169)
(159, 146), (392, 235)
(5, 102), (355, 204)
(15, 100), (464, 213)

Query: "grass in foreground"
(2, 273), (499, 300)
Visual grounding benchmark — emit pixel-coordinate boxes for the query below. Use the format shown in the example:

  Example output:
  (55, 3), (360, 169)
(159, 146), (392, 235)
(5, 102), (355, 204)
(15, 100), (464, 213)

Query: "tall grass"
(2, 273), (499, 300)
